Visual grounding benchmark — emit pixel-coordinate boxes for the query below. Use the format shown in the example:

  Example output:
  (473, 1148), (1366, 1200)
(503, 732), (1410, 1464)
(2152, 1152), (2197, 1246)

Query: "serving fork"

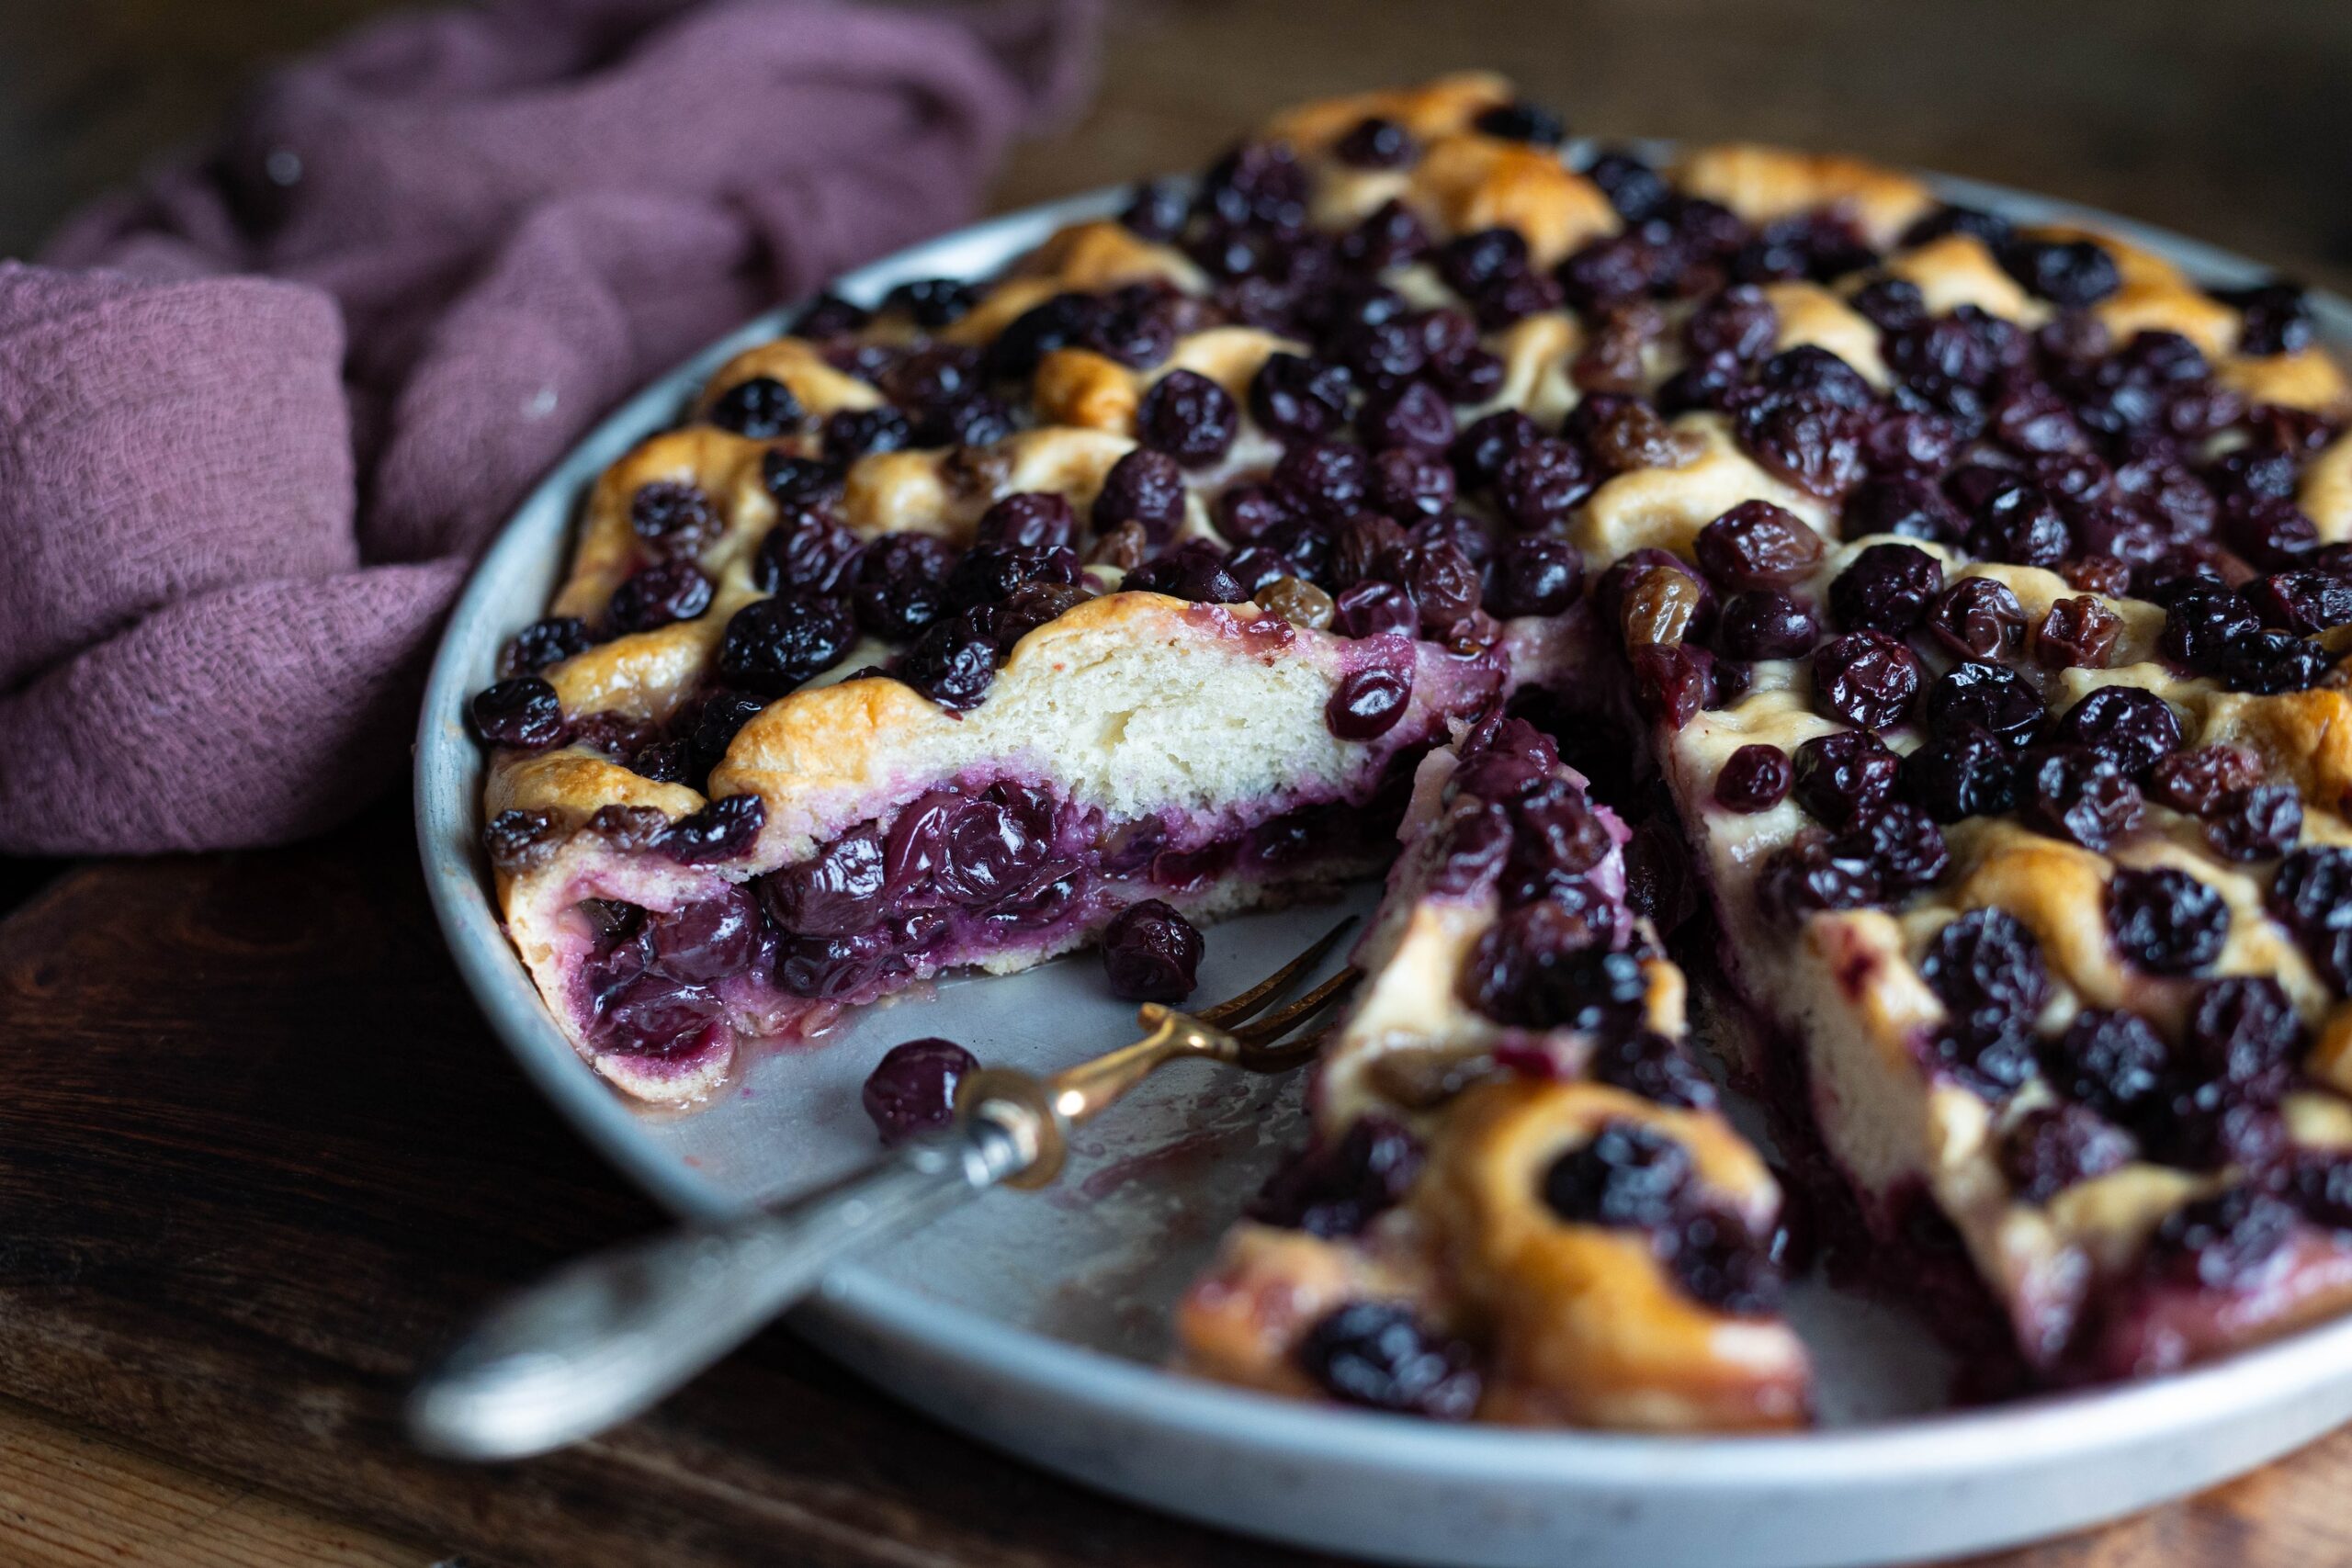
(408, 922), (1361, 1461)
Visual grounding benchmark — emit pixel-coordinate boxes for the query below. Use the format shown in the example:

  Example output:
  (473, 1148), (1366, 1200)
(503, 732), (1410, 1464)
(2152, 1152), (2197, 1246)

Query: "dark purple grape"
(1250, 1115), (1426, 1236)
(2020, 745), (2143, 851)
(1367, 446), (1458, 522)
(688, 690), (765, 779)
(897, 615), (998, 710)
(1758, 345), (1873, 409)
(717, 593), (855, 697)
(851, 534), (956, 642)
(1195, 140), (1310, 229)
(2183, 975), (2304, 1105)
(1997, 237), (2122, 307)
(1474, 97), (1566, 143)
(2145, 1185), (2296, 1290)
(2041, 1008), (2170, 1123)
(1923, 906), (2050, 1036)
(1249, 354), (1353, 441)
(1589, 1029), (1719, 1111)
(762, 452), (838, 507)
(1542, 1120), (1693, 1229)
(657, 794), (766, 865)
(1296, 1302), (1482, 1420)
(1666, 1209), (1786, 1317)
(483, 807), (560, 871)
(1829, 543), (1943, 635)
(761, 830), (887, 936)
(2204, 783), (2303, 862)
(2053, 687), (2182, 777)
(499, 616), (594, 679)
(1713, 590), (1818, 660)
(883, 276), (980, 328)
(1375, 540), (1481, 638)
(1792, 728), (1899, 829)
(469, 676), (566, 750)
(863, 1037), (978, 1145)
(1756, 829), (1881, 917)
(976, 492), (1077, 552)
(1693, 500), (1825, 591)
(1137, 369), (1239, 468)
(824, 405), (912, 459)
(1100, 898), (1204, 1001)
(1333, 114), (1416, 167)
(1683, 284), (1778, 363)
(754, 509), (863, 596)
(2031, 595), (2123, 671)
(1464, 911), (1646, 1032)
(1275, 442), (1373, 524)
(2001, 1104), (2138, 1203)
(2219, 629), (2331, 694)
(1453, 410), (1542, 489)
(1836, 802), (1951, 894)
(607, 560), (714, 634)
(796, 291), (871, 338)
(1714, 744), (1792, 813)
(1125, 539), (1246, 604)
(643, 887), (763, 984)
(1581, 149), (1670, 221)
(629, 480), (720, 558)
(1118, 178), (1190, 242)
(1811, 630), (1920, 728)
(1925, 661), (2044, 748)
(2106, 865), (2229, 975)
(1731, 389), (1867, 499)
(2245, 571), (2352, 636)
(1492, 439), (1594, 533)
(1487, 536), (1584, 618)
(1850, 276), (1928, 333)
(2149, 744), (2262, 818)
(2160, 582), (2261, 673)
(707, 375), (804, 438)
(1899, 726), (2018, 822)
(1092, 447), (1189, 544)
(948, 542), (1082, 612)
(1325, 659), (1414, 740)
(1843, 475), (1964, 543)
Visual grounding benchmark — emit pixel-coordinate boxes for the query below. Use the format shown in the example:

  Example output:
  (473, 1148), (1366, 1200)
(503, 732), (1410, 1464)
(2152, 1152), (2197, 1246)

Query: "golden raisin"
(1621, 565), (1702, 648)
(1257, 575), (1336, 630)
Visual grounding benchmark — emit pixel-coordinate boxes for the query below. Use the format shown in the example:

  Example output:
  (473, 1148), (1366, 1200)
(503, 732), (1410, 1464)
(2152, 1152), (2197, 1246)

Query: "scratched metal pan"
(416, 164), (2352, 1567)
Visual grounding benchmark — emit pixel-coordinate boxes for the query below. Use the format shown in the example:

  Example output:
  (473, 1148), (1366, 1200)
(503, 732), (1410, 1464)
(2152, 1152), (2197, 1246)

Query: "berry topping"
(1092, 447), (1190, 543)
(1250, 1115), (1426, 1236)
(707, 375), (803, 438)
(2145, 1185), (2296, 1291)
(607, 560), (714, 634)
(469, 676), (566, 750)
(1715, 744), (1793, 813)
(1487, 536), (1584, 618)
(500, 616), (594, 678)
(2030, 595), (2123, 670)
(1542, 1120), (1693, 1229)
(1898, 726), (2018, 822)
(2000, 1104), (2137, 1203)
(628, 480), (720, 558)
(2053, 687), (2181, 777)
(2020, 745), (2143, 851)
(658, 793), (766, 864)
(1829, 543), (1944, 635)
(1137, 368), (1239, 467)
(1792, 728), (1899, 829)
(1811, 630), (1920, 728)
(2106, 866), (2229, 974)
(898, 615), (998, 710)
(2041, 1008), (2171, 1123)
(1923, 907), (2050, 1039)
(2203, 783), (2303, 862)
(1100, 898), (1205, 1001)
(1926, 661), (2044, 748)
(483, 807), (560, 872)
(1464, 910), (1646, 1033)
(1325, 656), (1415, 740)
(1998, 236), (2122, 307)
(1713, 590), (1818, 660)
(1296, 1303), (1482, 1420)
(1694, 500), (1825, 591)
(717, 592), (856, 697)
(863, 1038), (978, 1145)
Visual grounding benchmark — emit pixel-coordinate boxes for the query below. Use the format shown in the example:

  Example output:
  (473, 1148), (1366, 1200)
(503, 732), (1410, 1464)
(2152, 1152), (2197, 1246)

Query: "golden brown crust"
(1261, 73), (1515, 153)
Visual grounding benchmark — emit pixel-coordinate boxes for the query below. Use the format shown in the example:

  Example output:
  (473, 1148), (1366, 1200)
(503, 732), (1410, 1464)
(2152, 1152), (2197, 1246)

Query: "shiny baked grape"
(755, 508), (862, 595)
(1923, 906), (2050, 1039)
(1464, 908), (1645, 1032)
(1829, 543), (1943, 635)
(707, 375), (803, 438)
(1925, 661), (2044, 749)
(2106, 865), (2229, 975)
(1715, 744), (1793, 813)
(2145, 1185), (2296, 1291)
(2219, 629), (2330, 694)
(2041, 1008), (2170, 1124)
(1755, 829), (1880, 918)
(1998, 236), (2122, 307)
(1811, 630), (1919, 728)
(656, 793), (766, 865)
(607, 560), (714, 633)
(2019, 745), (2143, 851)
(1898, 726), (2018, 822)
(862, 1038), (978, 1145)
(1713, 590), (1818, 660)
(1136, 368), (1238, 468)
(1731, 388), (1867, 499)
(1487, 536), (1583, 618)
(1923, 578), (2026, 661)
(2000, 1104), (2138, 1203)
(2185, 975), (2303, 1103)
(2052, 687), (2181, 779)
(1542, 1121), (1693, 1229)
(716, 593), (855, 697)
(483, 807), (560, 871)
(2204, 783), (2303, 862)
(851, 534), (956, 642)
(469, 676), (566, 750)
(1296, 1303), (1482, 1420)
(898, 615), (998, 710)
(499, 616), (593, 678)
(1249, 1115), (1426, 1236)
(1792, 728), (1899, 829)
(1325, 655), (1414, 740)
(1099, 899), (1205, 1002)
(628, 480), (719, 558)
(1693, 500), (1824, 591)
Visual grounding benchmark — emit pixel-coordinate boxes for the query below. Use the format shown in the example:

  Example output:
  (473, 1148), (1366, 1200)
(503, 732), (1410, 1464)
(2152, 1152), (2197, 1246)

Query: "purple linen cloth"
(0, 0), (1096, 853)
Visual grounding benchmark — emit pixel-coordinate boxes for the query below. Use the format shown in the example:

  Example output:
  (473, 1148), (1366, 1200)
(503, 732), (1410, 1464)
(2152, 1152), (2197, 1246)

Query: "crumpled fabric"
(0, 0), (1097, 852)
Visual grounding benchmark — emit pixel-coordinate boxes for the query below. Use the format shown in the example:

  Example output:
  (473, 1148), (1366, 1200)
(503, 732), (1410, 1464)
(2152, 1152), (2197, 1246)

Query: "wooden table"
(6, 4), (2352, 1563)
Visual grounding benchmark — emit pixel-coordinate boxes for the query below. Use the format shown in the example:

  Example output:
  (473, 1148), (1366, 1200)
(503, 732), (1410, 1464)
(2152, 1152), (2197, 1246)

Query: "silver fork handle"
(406, 1115), (1030, 1461)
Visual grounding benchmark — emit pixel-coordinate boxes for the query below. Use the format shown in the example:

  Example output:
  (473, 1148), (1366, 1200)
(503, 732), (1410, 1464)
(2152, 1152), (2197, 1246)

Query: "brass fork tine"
(1195, 917), (1358, 1027)
(1227, 964), (1362, 1053)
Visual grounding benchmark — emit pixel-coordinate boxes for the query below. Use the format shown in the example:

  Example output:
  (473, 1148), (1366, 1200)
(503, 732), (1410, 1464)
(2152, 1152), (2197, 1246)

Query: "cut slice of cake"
(1177, 715), (1812, 1428)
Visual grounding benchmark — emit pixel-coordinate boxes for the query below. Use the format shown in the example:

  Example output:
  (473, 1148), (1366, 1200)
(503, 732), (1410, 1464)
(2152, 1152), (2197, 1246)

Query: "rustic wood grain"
(5, 3), (2352, 1564)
